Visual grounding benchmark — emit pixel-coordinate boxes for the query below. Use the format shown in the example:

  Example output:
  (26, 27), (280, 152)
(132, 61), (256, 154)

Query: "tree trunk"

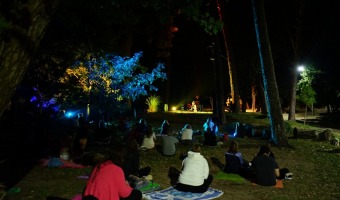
(252, 0), (287, 146)
(219, 0), (240, 114)
(288, 69), (298, 120)
(214, 35), (226, 124)
(288, 0), (305, 121)
(0, 0), (59, 117)
(251, 85), (256, 112)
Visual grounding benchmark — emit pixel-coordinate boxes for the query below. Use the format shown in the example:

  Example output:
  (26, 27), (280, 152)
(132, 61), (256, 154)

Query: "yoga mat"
(143, 187), (223, 200)
(215, 171), (245, 184)
(139, 182), (161, 193)
(252, 179), (283, 189)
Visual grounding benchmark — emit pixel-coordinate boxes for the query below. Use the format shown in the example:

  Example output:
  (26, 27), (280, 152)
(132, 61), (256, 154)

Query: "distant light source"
(171, 107), (177, 111)
(297, 65), (305, 72)
(65, 111), (74, 118)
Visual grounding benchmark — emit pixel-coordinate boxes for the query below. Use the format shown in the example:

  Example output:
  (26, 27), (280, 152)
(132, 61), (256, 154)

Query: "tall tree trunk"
(252, 0), (287, 146)
(218, 0), (240, 113)
(259, 82), (267, 114)
(214, 35), (226, 124)
(0, 0), (59, 117)
(251, 85), (256, 112)
(156, 22), (176, 109)
(288, 0), (305, 121)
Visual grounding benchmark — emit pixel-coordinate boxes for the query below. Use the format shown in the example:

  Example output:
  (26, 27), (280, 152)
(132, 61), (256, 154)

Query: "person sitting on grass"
(161, 130), (179, 156)
(83, 143), (142, 200)
(174, 144), (213, 193)
(160, 120), (170, 135)
(224, 140), (250, 176)
(203, 117), (219, 137)
(179, 124), (193, 145)
(141, 125), (156, 149)
(251, 145), (290, 186)
(203, 127), (217, 146)
(124, 138), (151, 188)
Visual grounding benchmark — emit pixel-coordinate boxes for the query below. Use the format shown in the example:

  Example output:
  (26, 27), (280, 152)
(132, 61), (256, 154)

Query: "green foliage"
(146, 95), (161, 113)
(297, 84), (316, 107)
(297, 67), (320, 108)
(179, 0), (224, 35)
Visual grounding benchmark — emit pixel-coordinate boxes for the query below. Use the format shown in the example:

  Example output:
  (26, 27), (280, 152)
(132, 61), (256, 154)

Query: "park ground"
(0, 110), (339, 200)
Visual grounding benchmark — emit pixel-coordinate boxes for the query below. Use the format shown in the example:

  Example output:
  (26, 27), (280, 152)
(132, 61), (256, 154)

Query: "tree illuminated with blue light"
(60, 52), (167, 112)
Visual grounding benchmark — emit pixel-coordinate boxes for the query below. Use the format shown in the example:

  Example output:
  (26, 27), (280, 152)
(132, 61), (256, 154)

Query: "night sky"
(168, 0), (340, 107)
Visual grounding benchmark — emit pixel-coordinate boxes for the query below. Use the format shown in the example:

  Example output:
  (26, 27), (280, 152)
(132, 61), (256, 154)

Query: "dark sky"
(168, 0), (340, 107)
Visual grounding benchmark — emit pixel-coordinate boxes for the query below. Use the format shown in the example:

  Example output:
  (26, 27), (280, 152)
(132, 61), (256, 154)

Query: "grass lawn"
(3, 112), (340, 200)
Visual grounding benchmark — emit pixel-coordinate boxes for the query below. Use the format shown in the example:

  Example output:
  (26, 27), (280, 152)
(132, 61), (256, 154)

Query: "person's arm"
(275, 168), (280, 178)
(116, 167), (133, 198)
(203, 159), (209, 179)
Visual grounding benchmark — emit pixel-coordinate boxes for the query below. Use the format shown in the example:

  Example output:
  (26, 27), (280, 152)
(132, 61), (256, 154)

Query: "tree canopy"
(59, 52), (166, 114)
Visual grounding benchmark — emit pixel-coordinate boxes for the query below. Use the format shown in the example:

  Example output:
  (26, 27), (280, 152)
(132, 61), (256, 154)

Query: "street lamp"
(288, 65), (304, 120)
(297, 65), (305, 72)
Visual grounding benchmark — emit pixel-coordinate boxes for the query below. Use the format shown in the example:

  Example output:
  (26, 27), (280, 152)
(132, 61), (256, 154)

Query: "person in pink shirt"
(83, 143), (142, 200)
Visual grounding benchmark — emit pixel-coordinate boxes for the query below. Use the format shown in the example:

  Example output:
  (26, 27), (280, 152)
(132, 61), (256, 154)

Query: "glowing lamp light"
(297, 66), (305, 72)
(171, 107), (177, 111)
(65, 111), (74, 118)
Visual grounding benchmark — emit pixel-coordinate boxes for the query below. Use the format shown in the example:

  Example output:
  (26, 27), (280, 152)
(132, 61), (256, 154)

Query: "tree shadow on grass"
(210, 157), (224, 171)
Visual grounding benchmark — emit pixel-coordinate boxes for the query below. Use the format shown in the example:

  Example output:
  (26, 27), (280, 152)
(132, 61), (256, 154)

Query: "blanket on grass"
(252, 179), (283, 189)
(40, 158), (88, 168)
(215, 171), (245, 184)
(143, 187), (223, 200)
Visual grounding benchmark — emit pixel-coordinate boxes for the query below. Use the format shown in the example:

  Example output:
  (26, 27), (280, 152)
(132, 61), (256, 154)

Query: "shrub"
(146, 95), (161, 112)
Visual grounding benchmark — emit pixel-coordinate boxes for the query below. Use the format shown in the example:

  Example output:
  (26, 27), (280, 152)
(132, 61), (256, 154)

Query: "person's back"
(180, 124), (193, 143)
(175, 144), (213, 193)
(160, 120), (170, 135)
(84, 143), (142, 200)
(252, 145), (279, 186)
(141, 125), (156, 149)
(162, 135), (179, 156)
(178, 151), (209, 186)
(84, 161), (132, 200)
(224, 152), (242, 173)
(203, 128), (217, 146)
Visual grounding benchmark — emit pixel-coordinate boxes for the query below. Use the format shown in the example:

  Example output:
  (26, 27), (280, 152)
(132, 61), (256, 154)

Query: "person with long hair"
(224, 140), (250, 176)
(141, 125), (156, 149)
(83, 143), (142, 200)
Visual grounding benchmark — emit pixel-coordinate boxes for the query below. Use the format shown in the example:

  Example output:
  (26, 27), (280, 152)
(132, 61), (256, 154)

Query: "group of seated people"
(126, 116), (223, 156)
(82, 117), (290, 200)
(224, 141), (291, 186)
(83, 142), (214, 200)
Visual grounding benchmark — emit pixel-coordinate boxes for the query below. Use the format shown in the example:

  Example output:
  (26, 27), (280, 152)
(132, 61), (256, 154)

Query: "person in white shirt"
(141, 125), (156, 149)
(175, 144), (213, 193)
(179, 124), (193, 144)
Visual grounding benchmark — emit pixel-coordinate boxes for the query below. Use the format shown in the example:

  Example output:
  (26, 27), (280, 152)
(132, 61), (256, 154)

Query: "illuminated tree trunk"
(252, 0), (287, 146)
(251, 85), (256, 112)
(218, 0), (240, 113)
(0, 0), (59, 117)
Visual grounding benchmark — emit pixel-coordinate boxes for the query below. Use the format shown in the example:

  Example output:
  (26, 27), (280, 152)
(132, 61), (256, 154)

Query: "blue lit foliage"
(30, 87), (59, 112)
(61, 52), (167, 104)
